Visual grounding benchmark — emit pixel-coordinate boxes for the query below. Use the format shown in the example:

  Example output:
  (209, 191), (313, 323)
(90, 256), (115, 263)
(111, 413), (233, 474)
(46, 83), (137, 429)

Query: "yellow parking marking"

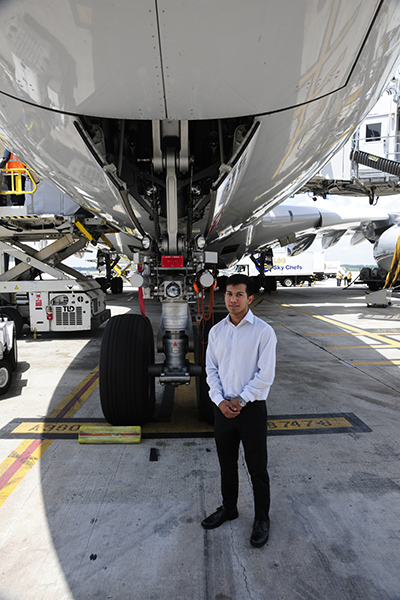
(352, 360), (400, 366)
(12, 422), (96, 435)
(0, 367), (99, 507)
(326, 344), (400, 349)
(268, 416), (352, 431)
(46, 366), (99, 419)
(258, 295), (400, 367)
(0, 439), (52, 507)
(265, 296), (398, 345)
(306, 332), (368, 337)
(5, 415), (362, 439)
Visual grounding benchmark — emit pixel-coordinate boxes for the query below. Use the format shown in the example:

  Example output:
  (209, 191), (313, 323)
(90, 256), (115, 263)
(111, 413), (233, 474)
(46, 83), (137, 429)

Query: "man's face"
(224, 283), (253, 320)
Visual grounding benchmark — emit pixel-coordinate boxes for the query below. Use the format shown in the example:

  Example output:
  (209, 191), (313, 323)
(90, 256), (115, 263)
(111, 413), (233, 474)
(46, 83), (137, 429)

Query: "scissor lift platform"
(0, 210), (111, 334)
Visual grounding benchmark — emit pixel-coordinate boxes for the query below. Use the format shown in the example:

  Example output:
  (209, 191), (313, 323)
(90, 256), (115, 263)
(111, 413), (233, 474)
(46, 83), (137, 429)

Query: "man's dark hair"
(225, 274), (254, 296)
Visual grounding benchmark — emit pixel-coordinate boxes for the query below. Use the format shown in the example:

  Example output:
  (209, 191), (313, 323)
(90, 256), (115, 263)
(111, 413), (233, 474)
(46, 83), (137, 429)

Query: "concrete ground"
(0, 280), (400, 600)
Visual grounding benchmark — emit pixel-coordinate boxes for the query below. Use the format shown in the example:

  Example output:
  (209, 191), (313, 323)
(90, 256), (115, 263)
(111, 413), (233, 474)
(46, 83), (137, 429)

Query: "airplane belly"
(0, 91), (151, 239)
(0, 1), (399, 246)
(205, 0), (400, 241)
(0, 0), (393, 120)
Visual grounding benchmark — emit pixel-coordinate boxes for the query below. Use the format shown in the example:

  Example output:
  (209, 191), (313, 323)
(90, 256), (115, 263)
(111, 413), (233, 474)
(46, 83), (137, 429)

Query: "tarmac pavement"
(0, 280), (400, 600)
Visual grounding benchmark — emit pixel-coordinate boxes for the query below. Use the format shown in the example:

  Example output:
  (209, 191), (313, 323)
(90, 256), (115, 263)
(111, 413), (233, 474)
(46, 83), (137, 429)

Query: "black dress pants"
(213, 400), (270, 521)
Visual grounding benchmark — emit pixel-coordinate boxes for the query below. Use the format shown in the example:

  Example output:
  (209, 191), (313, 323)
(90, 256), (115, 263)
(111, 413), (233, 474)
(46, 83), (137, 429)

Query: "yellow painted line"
(326, 344), (400, 349)
(0, 439), (52, 507)
(306, 333), (366, 337)
(265, 296), (399, 347)
(46, 366), (99, 419)
(351, 360), (400, 366)
(268, 416), (352, 431)
(0, 368), (99, 507)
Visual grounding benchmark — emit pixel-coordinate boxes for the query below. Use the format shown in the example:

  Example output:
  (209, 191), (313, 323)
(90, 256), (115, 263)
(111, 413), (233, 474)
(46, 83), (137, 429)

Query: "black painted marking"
(149, 447), (159, 461)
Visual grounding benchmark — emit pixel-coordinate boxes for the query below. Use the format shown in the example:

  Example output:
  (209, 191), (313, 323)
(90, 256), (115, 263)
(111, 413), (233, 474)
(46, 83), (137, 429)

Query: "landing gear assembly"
(98, 118), (231, 425)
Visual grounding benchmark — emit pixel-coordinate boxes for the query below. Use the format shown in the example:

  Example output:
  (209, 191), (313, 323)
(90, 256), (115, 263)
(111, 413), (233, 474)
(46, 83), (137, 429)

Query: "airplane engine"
(374, 224), (400, 272)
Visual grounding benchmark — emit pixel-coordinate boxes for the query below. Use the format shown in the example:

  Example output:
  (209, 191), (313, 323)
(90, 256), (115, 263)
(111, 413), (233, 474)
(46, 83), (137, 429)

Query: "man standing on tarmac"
(202, 274), (277, 547)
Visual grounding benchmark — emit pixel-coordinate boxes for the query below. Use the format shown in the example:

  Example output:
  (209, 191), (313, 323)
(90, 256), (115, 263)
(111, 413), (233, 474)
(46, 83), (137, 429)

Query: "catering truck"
(219, 251), (326, 289)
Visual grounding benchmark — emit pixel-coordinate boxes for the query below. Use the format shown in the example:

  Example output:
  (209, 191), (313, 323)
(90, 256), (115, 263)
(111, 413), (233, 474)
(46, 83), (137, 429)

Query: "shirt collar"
(226, 308), (254, 326)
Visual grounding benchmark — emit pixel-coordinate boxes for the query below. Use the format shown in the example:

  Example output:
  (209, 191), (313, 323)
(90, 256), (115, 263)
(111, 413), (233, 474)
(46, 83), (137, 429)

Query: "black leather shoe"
(201, 506), (239, 529)
(250, 518), (270, 547)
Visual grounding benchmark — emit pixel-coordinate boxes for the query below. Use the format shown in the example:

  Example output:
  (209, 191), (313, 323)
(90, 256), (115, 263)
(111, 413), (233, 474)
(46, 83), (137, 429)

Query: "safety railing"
(0, 167), (39, 195)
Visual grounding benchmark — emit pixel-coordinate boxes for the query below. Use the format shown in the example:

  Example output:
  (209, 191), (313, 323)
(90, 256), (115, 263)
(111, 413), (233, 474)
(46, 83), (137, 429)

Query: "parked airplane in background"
(1, 1), (400, 424)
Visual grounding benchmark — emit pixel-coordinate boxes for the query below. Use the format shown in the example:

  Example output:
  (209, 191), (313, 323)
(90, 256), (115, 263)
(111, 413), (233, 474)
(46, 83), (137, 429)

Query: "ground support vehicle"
(0, 318), (17, 394)
(218, 251), (325, 290)
(0, 213), (111, 334)
(356, 267), (389, 292)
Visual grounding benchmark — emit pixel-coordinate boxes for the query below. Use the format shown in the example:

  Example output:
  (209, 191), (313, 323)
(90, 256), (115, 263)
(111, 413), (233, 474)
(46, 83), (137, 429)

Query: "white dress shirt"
(206, 309), (277, 406)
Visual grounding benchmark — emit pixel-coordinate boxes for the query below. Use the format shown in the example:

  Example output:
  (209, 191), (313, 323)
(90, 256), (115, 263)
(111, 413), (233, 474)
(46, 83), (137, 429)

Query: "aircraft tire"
(197, 312), (226, 425)
(110, 277), (123, 294)
(99, 313), (155, 425)
(0, 307), (24, 338)
(0, 360), (12, 395)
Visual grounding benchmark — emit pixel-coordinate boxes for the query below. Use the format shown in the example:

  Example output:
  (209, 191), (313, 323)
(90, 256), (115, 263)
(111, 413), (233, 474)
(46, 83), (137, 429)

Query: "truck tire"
(0, 360), (12, 395)
(100, 314), (155, 425)
(95, 277), (108, 292)
(252, 275), (261, 293)
(110, 277), (123, 294)
(281, 277), (295, 287)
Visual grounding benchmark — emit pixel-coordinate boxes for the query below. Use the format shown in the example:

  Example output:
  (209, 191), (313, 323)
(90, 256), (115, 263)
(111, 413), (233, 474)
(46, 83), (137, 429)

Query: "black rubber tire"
(0, 307), (24, 338)
(0, 360), (12, 395)
(251, 275), (262, 293)
(281, 277), (295, 287)
(99, 314), (155, 425)
(95, 277), (108, 292)
(197, 311), (227, 424)
(110, 277), (123, 294)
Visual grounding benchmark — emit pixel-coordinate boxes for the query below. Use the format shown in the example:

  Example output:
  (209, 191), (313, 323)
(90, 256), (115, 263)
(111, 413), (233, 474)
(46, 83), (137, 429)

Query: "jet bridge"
(0, 209), (112, 334)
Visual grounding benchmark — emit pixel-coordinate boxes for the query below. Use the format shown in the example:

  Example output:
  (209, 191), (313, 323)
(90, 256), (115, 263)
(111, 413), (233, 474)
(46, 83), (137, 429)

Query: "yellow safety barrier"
(0, 167), (38, 195)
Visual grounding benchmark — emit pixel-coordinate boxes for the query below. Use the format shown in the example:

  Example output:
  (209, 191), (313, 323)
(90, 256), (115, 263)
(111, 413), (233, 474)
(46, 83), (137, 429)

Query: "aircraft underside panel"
(0, 1), (397, 120)
(0, 1), (399, 266)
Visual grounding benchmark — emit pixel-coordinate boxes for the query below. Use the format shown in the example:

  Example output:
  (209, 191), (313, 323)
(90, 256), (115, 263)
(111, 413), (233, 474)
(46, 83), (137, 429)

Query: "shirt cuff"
(211, 393), (225, 406)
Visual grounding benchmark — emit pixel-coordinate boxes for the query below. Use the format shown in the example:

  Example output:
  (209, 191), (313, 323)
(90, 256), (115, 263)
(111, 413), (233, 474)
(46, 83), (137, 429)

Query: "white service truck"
(219, 251), (326, 289)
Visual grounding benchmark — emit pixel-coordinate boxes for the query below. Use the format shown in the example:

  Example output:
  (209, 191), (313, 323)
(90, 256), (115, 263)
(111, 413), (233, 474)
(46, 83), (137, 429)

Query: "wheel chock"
(78, 425), (141, 444)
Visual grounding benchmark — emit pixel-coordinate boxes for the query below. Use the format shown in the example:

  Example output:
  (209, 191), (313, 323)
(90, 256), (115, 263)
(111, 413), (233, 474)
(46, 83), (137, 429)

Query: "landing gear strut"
(99, 120), (211, 425)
